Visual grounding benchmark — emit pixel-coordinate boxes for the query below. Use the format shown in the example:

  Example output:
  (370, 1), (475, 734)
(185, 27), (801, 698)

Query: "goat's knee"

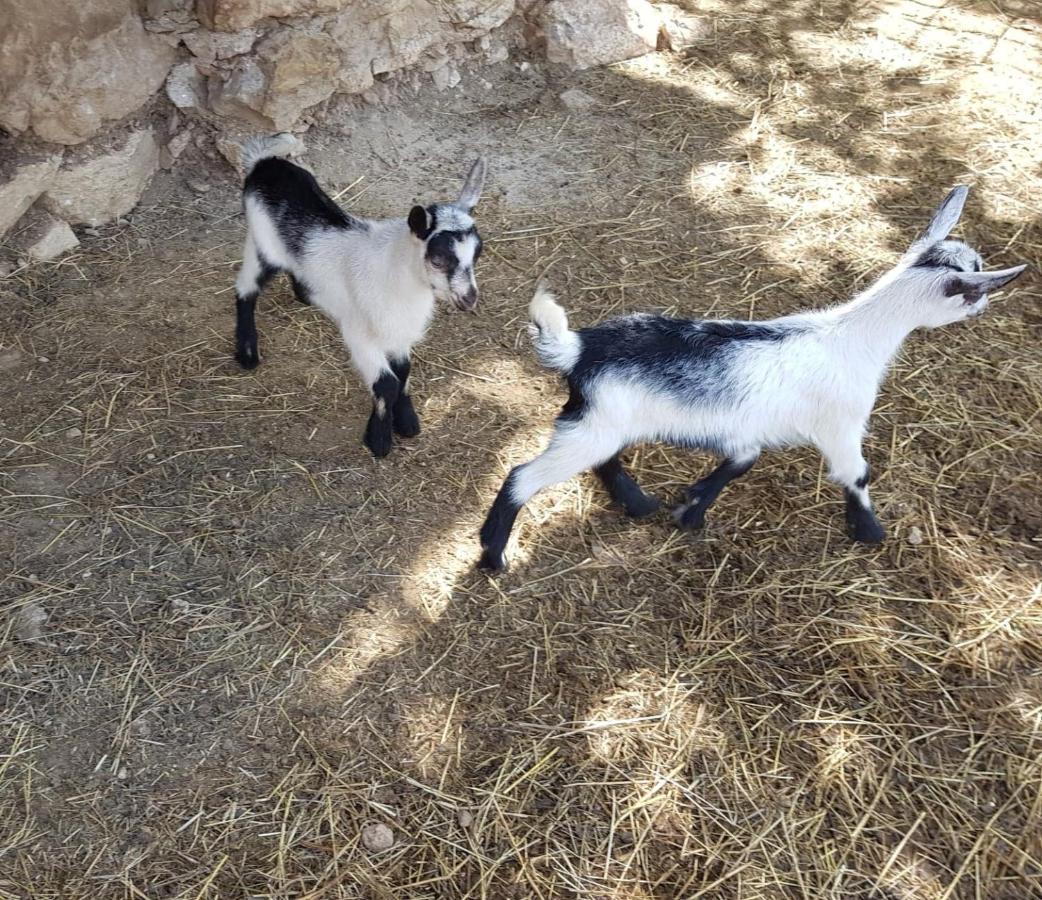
(363, 371), (400, 458)
(389, 356), (420, 438)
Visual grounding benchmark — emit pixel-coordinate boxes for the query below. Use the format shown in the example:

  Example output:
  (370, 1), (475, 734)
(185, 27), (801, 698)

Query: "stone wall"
(0, 0), (703, 262)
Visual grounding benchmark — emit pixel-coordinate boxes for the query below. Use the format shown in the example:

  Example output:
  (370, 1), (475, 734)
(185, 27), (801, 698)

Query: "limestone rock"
(144, 0), (198, 33)
(0, 150), (63, 239)
(0, 0), (176, 145)
(257, 30), (342, 129)
(559, 88), (599, 111)
(42, 129), (160, 226)
(166, 62), (208, 109)
(183, 26), (259, 63)
(542, 0), (661, 70)
(13, 207), (80, 262)
(197, 0), (348, 32)
(209, 59), (274, 128)
(442, 0), (516, 34)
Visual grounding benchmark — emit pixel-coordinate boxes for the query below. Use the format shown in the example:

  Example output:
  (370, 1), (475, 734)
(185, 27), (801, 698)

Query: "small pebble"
(38, 356), (50, 363)
(457, 809), (473, 828)
(116, 217), (130, 226)
(907, 526), (924, 546)
(188, 179), (212, 194)
(361, 822), (394, 852)
(12, 603), (47, 641)
(66, 427), (83, 439)
(146, 452), (156, 461)
(84, 227), (99, 237)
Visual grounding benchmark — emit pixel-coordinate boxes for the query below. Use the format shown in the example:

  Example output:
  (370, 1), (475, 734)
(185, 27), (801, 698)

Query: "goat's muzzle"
(454, 288), (479, 312)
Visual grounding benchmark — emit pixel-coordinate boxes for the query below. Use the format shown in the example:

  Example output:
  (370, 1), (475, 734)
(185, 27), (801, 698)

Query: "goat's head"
(407, 158), (487, 312)
(904, 185), (1027, 328)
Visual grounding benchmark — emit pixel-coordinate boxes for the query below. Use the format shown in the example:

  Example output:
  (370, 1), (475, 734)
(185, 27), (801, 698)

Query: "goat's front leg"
(819, 433), (885, 543)
(479, 421), (621, 572)
(673, 451), (759, 530)
(341, 328), (399, 458)
(388, 355), (420, 438)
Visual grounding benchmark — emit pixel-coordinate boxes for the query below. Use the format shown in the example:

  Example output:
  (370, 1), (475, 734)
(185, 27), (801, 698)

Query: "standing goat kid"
(479, 186), (1027, 571)
(232, 134), (487, 457)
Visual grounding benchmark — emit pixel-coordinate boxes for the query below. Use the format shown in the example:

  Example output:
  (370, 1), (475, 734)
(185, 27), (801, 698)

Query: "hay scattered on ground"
(2, 1), (1041, 897)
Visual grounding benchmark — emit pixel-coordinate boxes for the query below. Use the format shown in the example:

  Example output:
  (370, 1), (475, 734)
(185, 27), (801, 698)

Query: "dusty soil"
(3, 1), (1042, 897)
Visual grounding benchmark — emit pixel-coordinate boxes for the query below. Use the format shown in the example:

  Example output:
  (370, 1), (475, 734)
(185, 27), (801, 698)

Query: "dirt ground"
(3, 1), (1042, 897)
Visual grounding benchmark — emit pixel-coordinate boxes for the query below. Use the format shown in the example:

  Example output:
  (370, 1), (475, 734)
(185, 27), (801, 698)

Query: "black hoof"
(393, 407), (421, 438)
(848, 516), (886, 544)
(478, 548), (507, 572)
(364, 424), (393, 459)
(673, 501), (707, 531)
(236, 344), (259, 370)
(622, 493), (660, 518)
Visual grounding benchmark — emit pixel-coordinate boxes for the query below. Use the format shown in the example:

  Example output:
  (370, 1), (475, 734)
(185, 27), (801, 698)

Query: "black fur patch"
(245, 158), (366, 254)
(425, 227), (480, 280)
(389, 356), (420, 438)
(595, 455), (659, 517)
(913, 244), (967, 271)
(234, 257), (279, 369)
(569, 314), (794, 404)
(844, 489), (885, 543)
(676, 456), (757, 530)
(363, 371), (400, 458)
(855, 468), (871, 489)
(409, 205), (433, 239)
(478, 469), (522, 572)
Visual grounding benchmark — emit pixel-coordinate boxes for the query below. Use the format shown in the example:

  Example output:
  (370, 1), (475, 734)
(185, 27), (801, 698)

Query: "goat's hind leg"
(478, 422), (621, 572)
(595, 454), (659, 517)
(234, 235), (279, 369)
(674, 451), (759, 530)
(288, 274), (312, 306)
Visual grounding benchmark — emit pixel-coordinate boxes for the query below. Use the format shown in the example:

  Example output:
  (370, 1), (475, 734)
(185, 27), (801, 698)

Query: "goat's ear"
(457, 157), (487, 212)
(943, 264), (1028, 298)
(918, 185), (969, 247)
(408, 205), (432, 239)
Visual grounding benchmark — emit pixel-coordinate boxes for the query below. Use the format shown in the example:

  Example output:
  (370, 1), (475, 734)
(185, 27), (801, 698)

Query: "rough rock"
(166, 62), (208, 109)
(12, 207), (80, 262)
(656, 2), (709, 50)
(361, 822), (394, 853)
(209, 59), (274, 128)
(43, 129), (160, 226)
(559, 87), (599, 111)
(144, 0), (198, 33)
(442, 0), (516, 34)
(0, 150), (63, 239)
(432, 64), (462, 90)
(197, 0), (348, 32)
(257, 30), (343, 129)
(0, 0), (176, 144)
(542, 0), (661, 70)
(183, 26), (259, 63)
(12, 603), (48, 642)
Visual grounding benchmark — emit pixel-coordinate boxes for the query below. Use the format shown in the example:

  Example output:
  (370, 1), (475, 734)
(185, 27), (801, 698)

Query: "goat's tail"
(240, 132), (304, 174)
(529, 283), (581, 373)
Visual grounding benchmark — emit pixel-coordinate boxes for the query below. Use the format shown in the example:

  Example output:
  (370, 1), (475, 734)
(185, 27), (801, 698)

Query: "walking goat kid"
(232, 134), (487, 457)
(478, 186), (1027, 571)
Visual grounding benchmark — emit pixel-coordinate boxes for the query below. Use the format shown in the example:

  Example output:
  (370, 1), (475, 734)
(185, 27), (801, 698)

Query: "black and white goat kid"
(478, 186), (1027, 571)
(232, 133), (486, 457)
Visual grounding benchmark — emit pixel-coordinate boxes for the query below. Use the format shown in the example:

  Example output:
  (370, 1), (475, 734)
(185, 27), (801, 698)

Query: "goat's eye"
(428, 255), (449, 269)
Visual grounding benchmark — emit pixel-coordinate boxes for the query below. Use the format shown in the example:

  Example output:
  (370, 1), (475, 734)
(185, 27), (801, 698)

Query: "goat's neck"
(385, 220), (429, 291)
(830, 266), (923, 375)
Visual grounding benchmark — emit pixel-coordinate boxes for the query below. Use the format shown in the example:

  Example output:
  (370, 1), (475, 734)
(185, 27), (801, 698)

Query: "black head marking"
(408, 205), (434, 239)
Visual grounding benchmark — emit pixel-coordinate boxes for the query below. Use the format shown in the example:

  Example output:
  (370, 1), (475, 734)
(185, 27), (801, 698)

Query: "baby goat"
(479, 186), (1027, 571)
(232, 133), (487, 457)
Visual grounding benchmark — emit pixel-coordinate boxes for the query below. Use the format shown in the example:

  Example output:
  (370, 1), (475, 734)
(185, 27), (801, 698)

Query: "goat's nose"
(463, 287), (479, 309)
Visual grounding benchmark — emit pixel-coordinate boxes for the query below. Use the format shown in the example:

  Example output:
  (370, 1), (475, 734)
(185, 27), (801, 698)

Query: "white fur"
(504, 188), (1026, 533)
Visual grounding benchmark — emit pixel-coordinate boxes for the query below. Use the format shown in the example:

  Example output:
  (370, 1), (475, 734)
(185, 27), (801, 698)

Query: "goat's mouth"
(451, 291), (479, 312)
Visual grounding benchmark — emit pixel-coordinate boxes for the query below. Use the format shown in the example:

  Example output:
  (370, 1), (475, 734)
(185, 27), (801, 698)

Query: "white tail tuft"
(528, 283), (581, 373)
(240, 132), (305, 174)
